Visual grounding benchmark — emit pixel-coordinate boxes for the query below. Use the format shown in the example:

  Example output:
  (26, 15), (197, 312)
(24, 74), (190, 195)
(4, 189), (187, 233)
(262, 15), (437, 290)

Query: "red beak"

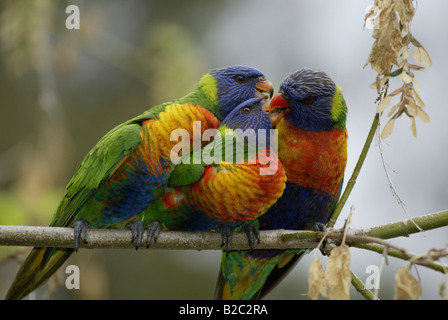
(267, 93), (290, 126)
(269, 93), (289, 111)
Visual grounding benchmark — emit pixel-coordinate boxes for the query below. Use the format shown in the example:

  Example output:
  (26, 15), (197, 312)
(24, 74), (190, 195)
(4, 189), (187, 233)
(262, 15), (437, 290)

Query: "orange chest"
(276, 119), (347, 196)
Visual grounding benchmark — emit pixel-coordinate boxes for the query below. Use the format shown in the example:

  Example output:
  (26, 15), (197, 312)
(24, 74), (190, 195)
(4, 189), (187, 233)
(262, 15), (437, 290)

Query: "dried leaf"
(412, 78), (421, 95)
(409, 117), (417, 137)
(413, 46), (421, 64)
(389, 86), (403, 96)
(366, 42), (396, 76)
(367, 0), (430, 138)
(411, 87), (425, 107)
(439, 278), (448, 300)
(376, 95), (392, 113)
(364, 5), (380, 29)
(325, 245), (351, 300)
(408, 64), (425, 71)
(402, 45), (409, 60)
(366, 2), (403, 76)
(407, 98), (418, 116)
(375, 0), (392, 10)
(370, 75), (391, 94)
(307, 258), (328, 300)
(396, 0), (415, 29)
(394, 267), (421, 300)
(381, 118), (395, 139)
(410, 34), (423, 47)
(400, 70), (413, 84)
(389, 28), (404, 57)
(416, 106), (430, 123)
(388, 103), (400, 117)
(420, 46), (432, 66)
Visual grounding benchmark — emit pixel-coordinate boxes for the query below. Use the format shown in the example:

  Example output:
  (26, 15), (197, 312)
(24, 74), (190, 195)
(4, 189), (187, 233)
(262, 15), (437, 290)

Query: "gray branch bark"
(0, 225), (321, 250)
(0, 210), (446, 251)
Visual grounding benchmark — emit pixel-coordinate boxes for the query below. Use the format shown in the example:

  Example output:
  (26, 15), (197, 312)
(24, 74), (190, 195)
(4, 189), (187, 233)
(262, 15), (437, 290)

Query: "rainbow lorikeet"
(6, 65), (273, 300)
(215, 68), (348, 300)
(141, 98), (286, 251)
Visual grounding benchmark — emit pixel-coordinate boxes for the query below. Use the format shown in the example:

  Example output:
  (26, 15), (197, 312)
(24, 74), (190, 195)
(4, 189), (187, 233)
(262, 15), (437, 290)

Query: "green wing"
(167, 141), (211, 187)
(167, 128), (226, 188)
(50, 122), (142, 227)
(167, 127), (255, 188)
(167, 162), (206, 187)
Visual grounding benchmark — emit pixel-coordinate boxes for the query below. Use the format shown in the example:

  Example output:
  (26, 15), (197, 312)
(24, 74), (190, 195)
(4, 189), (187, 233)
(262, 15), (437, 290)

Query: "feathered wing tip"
(5, 248), (74, 300)
(254, 252), (305, 299)
(214, 251), (279, 300)
(214, 251), (261, 300)
(214, 262), (259, 300)
(214, 268), (227, 300)
(214, 268), (262, 300)
(214, 251), (306, 300)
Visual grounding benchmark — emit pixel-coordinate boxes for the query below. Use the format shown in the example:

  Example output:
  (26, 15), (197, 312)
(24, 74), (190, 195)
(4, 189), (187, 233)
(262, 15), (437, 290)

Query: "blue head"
(209, 65), (273, 119)
(221, 98), (272, 131)
(220, 97), (274, 151)
(270, 68), (347, 131)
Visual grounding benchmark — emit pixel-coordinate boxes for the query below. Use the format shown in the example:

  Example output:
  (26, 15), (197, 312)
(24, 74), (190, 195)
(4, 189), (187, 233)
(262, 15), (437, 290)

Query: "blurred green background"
(0, 0), (447, 299)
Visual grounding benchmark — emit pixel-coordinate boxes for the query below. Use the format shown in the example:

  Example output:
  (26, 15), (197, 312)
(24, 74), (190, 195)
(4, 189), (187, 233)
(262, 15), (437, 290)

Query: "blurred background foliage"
(0, 0), (447, 299)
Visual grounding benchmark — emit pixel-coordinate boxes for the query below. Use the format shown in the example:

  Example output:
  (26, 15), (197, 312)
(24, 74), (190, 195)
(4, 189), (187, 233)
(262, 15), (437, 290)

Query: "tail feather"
(5, 247), (74, 300)
(214, 251), (306, 300)
(255, 252), (304, 299)
(214, 251), (281, 300)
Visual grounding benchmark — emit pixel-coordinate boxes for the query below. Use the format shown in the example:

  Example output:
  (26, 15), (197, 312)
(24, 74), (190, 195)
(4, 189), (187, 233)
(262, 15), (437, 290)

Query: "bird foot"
(220, 228), (234, 253)
(243, 223), (260, 250)
(311, 222), (327, 232)
(73, 219), (90, 252)
(125, 221), (162, 249)
(126, 221), (144, 250)
(146, 221), (162, 248)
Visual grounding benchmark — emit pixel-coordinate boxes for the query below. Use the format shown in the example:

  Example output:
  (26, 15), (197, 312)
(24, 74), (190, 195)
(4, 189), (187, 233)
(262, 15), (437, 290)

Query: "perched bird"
(143, 98), (286, 251)
(6, 65), (273, 300)
(215, 68), (348, 300)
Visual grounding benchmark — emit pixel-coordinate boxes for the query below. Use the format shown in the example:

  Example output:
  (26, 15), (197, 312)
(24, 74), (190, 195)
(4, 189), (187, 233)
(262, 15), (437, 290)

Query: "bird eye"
(235, 75), (245, 83)
(303, 96), (316, 104)
(282, 92), (290, 100)
(241, 107), (251, 114)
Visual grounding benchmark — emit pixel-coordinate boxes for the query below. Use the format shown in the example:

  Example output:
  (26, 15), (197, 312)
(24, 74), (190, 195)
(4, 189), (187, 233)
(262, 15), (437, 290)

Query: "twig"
(353, 242), (447, 274)
(352, 209), (448, 239)
(350, 271), (378, 300)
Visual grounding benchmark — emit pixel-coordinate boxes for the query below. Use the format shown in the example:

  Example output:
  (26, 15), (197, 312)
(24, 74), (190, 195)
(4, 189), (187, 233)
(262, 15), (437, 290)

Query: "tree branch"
(351, 242), (447, 274)
(0, 225), (322, 251)
(351, 209), (448, 239)
(0, 210), (446, 253)
(350, 270), (378, 300)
